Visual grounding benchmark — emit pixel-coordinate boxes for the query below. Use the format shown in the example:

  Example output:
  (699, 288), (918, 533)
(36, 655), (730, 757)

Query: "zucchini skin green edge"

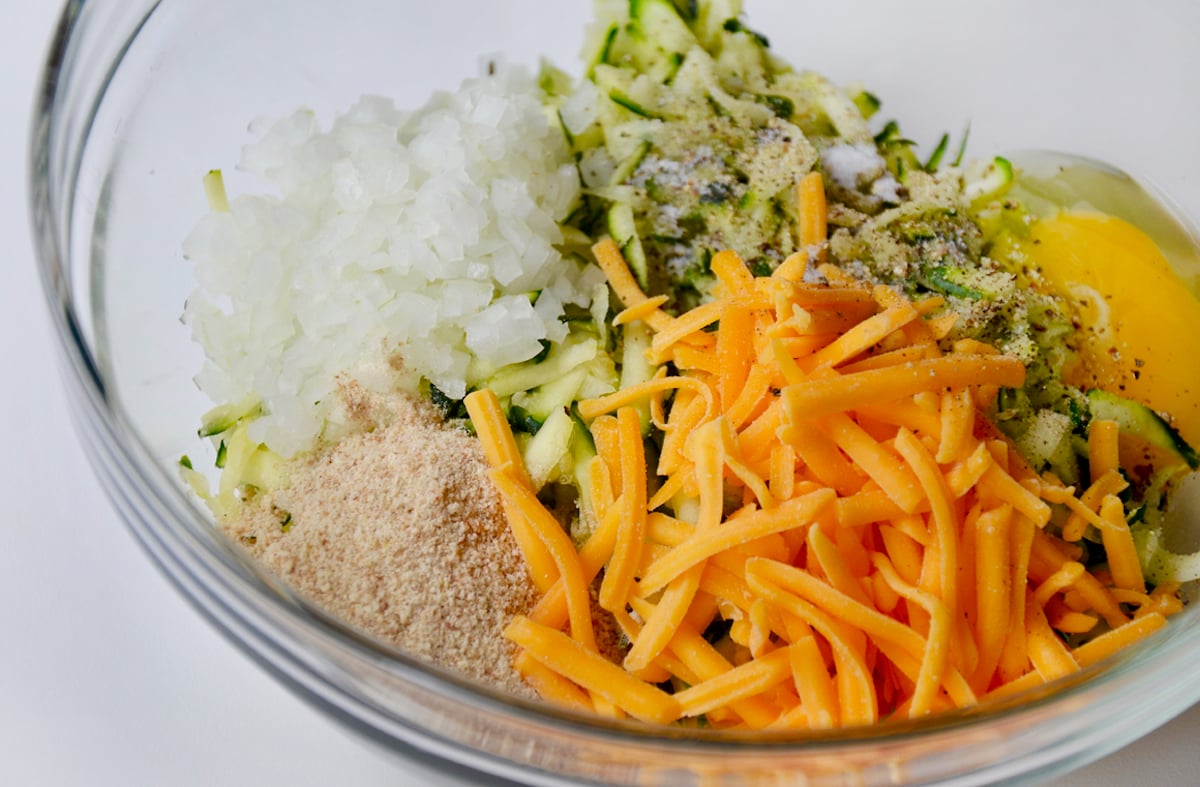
(1088, 389), (1200, 469)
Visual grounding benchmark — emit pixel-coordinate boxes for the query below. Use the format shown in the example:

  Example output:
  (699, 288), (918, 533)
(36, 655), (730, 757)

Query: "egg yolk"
(1028, 211), (1200, 446)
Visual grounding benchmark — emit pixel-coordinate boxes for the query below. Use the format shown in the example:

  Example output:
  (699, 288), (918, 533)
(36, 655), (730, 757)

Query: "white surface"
(2, 3), (1199, 786)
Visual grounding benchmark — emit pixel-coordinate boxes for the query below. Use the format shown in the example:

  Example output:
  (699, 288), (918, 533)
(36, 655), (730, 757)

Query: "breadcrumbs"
(223, 387), (538, 695)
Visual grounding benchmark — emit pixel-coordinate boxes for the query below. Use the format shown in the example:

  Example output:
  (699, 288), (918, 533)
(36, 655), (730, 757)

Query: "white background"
(3, 2), (1200, 785)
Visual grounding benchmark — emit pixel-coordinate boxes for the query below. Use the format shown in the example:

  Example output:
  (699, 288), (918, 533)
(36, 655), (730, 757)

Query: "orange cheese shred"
(797, 171), (829, 265)
(597, 407), (649, 613)
(504, 616), (680, 724)
(782, 355), (1026, 421)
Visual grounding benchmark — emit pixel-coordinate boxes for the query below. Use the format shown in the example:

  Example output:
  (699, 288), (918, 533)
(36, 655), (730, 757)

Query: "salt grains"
(184, 65), (604, 457)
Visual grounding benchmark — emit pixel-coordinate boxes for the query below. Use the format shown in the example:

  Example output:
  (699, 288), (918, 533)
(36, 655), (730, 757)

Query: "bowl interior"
(49, 0), (1200, 781)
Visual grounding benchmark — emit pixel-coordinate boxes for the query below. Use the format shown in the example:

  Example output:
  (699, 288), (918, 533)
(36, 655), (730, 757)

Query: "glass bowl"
(29, 0), (1200, 783)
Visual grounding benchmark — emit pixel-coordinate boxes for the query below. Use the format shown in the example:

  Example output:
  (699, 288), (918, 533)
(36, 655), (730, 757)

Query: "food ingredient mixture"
(183, 0), (1200, 725)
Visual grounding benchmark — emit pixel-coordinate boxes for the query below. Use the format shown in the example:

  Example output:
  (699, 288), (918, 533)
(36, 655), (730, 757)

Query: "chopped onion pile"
(184, 66), (601, 456)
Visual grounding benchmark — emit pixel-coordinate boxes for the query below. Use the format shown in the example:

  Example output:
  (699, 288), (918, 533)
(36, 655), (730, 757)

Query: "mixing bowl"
(30, 0), (1200, 783)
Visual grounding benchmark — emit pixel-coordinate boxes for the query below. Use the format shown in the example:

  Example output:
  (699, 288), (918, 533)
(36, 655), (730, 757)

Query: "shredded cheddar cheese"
(463, 176), (1177, 729)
